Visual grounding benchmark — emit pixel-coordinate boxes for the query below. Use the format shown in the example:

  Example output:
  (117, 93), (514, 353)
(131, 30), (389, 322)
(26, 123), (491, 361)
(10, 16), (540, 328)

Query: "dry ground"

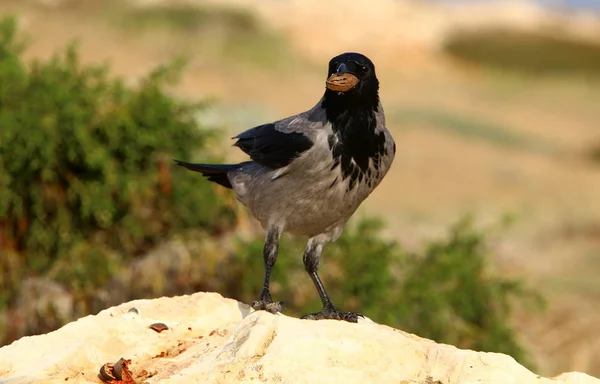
(2, 0), (600, 376)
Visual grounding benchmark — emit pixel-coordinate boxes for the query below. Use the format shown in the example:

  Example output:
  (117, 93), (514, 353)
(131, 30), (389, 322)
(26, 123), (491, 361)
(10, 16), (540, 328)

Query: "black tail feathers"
(174, 160), (243, 189)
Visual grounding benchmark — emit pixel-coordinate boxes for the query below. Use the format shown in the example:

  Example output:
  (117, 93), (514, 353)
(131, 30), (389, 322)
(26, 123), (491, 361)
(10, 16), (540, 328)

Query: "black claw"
(301, 306), (363, 323)
(251, 299), (284, 314)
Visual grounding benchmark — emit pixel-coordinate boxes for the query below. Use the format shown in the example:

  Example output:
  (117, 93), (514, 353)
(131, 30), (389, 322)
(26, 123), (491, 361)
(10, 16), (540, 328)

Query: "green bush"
(396, 218), (543, 366)
(109, 2), (292, 69)
(0, 15), (235, 315)
(444, 28), (600, 76)
(229, 217), (541, 368)
(114, 3), (259, 34)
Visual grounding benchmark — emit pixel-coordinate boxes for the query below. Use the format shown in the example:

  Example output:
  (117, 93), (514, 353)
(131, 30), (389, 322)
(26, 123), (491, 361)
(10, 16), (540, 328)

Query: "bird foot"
(251, 299), (284, 314)
(301, 305), (363, 323)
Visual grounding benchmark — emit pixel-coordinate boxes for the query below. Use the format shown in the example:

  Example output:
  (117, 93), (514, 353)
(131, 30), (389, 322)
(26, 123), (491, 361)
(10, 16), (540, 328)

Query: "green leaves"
(0, 14), (235, 315)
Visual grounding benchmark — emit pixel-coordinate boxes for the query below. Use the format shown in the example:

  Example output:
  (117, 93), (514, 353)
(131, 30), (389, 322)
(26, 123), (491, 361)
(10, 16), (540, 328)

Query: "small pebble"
(149, 323), (169, 333)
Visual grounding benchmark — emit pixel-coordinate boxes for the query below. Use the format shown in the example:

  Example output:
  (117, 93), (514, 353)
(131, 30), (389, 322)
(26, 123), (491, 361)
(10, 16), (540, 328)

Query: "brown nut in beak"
(326, 73), (359, 92)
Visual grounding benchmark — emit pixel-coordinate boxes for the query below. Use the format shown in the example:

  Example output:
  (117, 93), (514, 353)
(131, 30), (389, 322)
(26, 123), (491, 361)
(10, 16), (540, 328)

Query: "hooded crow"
(175, 52), (395, 322)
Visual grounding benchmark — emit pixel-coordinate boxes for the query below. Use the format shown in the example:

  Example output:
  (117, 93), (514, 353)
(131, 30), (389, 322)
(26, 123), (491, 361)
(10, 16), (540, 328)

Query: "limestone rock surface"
(0, 292), (598, 384)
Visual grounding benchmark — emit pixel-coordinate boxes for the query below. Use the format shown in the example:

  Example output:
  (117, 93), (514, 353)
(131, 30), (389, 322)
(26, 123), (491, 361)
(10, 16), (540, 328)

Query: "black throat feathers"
(322, 88), (387, 191)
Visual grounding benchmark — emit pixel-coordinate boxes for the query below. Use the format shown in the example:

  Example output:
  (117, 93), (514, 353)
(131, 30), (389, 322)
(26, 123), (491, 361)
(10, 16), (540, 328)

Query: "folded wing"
(233, 122), (314, 169)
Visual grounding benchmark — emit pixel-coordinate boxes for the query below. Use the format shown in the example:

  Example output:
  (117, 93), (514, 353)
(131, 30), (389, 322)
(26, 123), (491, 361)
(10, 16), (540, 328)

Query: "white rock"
(0, 292), (598, 384)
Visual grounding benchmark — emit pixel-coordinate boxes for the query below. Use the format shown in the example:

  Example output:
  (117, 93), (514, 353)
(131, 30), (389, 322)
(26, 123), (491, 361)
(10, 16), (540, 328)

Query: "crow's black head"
(322, 52), (379, 120)
(325, 52), (378, 100)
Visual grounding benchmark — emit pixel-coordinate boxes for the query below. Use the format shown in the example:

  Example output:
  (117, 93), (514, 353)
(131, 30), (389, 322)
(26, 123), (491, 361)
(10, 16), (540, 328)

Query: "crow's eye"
(361, 65), (368, 72)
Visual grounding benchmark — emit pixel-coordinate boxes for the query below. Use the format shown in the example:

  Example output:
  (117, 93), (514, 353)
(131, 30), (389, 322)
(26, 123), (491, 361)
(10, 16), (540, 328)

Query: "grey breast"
(230, 101), (395, 237)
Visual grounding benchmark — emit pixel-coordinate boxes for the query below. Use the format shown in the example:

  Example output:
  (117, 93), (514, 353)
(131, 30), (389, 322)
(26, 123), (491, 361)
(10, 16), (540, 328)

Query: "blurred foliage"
(229, 217), (542, 369)
(108, 2), (291, 68)
(396, 218), (544, 362)
(0, 15), (543, 370)
(0, 15), (235, 317)
(444, 28), (600, 76)
(116, 3), (259, 34)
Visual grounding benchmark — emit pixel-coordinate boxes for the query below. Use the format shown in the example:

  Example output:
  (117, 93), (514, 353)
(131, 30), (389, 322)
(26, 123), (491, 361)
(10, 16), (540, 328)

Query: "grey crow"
(175, 52), (395, 322)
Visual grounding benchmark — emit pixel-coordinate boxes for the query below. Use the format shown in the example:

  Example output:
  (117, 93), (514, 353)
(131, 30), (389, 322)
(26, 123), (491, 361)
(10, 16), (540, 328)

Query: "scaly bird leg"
(251, 227), (284, 314)
(300, 238), (363, 323)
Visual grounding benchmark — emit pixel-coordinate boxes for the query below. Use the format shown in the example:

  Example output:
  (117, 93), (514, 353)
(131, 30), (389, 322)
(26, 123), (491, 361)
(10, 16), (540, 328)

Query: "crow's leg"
(300, 237), (363, 323)
(250, 227), (284, 314)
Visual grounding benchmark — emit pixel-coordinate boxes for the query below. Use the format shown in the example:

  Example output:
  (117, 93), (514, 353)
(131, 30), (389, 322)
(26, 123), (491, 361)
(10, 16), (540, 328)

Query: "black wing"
(233, 123), (313, 169)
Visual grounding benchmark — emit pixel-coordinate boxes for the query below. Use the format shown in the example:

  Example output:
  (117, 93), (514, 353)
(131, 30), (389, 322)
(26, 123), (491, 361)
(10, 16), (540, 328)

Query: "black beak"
(336, 62), (350, 75)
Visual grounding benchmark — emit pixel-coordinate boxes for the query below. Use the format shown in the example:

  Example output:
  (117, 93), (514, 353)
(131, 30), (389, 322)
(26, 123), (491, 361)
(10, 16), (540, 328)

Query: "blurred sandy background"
(1, 0), (599, 376)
